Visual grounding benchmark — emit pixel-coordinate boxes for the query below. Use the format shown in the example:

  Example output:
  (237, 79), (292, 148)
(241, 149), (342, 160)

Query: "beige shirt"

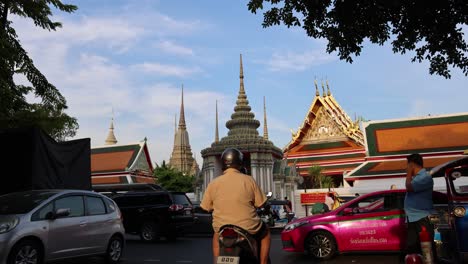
(200, 168), (267, 234)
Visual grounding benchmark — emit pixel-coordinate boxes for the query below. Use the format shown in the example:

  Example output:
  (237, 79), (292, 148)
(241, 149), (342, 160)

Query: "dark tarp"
(0, 126), (91, 195)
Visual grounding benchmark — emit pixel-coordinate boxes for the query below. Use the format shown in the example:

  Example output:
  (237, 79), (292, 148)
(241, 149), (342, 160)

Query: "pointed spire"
(263, 96), (269, 140)
(321, 80), (326, 97)
(215, 100), (219, 143)
(105, 115), (118, 145)
(326, 79), (331, 96)
(314, 79), (319, 97)
(178, 84), (186, 130)
(224, 54), (260, 137)
(239, 54), (245, 95)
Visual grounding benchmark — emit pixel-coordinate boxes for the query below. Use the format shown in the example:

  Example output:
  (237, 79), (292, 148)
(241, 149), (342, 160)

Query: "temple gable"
(303, 107), (347, 142)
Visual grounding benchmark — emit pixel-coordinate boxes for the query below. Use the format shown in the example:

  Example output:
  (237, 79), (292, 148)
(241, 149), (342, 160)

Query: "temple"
(199, 55), (283, 198)
(282, 80), (366, 187)
(168, 86), (199, 176)
(346, 113), (468, 190)
(91, 117), (155, 184)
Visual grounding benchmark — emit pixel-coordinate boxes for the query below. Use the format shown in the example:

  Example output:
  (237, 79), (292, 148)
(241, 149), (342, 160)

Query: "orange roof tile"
(376, 122), (468, 153)
(91, 150), (135, 172)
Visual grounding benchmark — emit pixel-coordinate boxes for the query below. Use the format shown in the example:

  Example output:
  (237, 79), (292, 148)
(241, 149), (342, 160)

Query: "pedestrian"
(390, 184), (397, 190)
(404, 153), (436, 261)
(283, 197), (292, 213)
(324, 192), (335, 211)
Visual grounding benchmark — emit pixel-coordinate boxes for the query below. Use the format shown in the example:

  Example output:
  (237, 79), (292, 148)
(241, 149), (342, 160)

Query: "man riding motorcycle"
(200, 148), (271, 264)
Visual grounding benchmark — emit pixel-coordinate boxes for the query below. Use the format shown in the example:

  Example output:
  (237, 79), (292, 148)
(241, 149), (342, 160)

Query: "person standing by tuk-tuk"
(404, 153), (436, 260)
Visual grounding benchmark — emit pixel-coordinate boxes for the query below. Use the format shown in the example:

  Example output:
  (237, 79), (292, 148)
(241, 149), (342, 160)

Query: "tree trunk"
(1, 1), (9, 31)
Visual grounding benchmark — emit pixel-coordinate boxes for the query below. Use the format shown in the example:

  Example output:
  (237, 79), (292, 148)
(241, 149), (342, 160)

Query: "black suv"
(94, 186), (194, 242)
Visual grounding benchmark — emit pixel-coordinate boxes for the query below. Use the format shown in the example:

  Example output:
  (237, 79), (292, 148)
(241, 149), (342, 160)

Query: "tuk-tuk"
(430, 155), (468, 263)
(266, 199), (296, 228)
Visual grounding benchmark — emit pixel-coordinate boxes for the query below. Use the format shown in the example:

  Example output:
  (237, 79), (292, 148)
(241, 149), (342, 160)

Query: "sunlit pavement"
(57, 232), (400, 264)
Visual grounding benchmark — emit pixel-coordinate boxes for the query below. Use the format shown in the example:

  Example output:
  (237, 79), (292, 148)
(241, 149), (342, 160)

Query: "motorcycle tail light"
(221, 228), (238, 238)
(453, 206), (466, 218)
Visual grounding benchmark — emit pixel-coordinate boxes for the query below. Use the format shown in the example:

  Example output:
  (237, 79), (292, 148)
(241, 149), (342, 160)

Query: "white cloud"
(265, 50), (336, 72)
(155, 40), (194, 56)
(149, 13), (204, 36)
(132, 62), (202, 77)
(9, 6), (220, 165)
(13, 16), (145, 52)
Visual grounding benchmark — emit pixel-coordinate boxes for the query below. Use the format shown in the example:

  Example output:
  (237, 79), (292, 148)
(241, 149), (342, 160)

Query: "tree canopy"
(154, 161), (195, 193)
(247, 0), (468, 78)
(0, 0), (78, 140)
(306, 165), (334, 189)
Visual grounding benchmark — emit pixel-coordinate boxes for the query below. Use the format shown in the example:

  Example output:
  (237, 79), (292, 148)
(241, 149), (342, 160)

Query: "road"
(58, 232), (401, 264)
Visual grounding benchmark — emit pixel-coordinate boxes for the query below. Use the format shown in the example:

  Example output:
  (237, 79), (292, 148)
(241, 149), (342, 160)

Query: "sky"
(12, 0), (468, 166)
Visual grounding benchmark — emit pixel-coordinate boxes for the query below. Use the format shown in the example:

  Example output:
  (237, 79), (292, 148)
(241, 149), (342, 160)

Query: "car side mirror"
(55, 208), (71, 218)
(343, 208), (354, 216)
(46, 208), (70, 220)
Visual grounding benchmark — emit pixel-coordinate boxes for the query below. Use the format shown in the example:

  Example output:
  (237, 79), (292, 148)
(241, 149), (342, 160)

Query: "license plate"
(216, 256), (240, 264)
(185, 210), (191, 215)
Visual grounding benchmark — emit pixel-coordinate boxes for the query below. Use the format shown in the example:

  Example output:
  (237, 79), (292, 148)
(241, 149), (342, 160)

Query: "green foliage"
(247, 0), (468, 78)
(306, 165), (333, 189)
(154, 161), (195, 193)
(0, 0), (78, 141)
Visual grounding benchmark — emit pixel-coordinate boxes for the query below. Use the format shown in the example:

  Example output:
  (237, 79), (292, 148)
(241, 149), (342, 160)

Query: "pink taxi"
(281, 189), (447, 260)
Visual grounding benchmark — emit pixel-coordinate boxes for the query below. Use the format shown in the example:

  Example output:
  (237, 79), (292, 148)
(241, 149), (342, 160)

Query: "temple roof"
(201, 55), (282, 158)
(363, 113), (468, 157)
(91, 140), (153, 174)
(346, 112), (468, 180)
(346, 155), (461, 180)
(284, 80), (364, 153)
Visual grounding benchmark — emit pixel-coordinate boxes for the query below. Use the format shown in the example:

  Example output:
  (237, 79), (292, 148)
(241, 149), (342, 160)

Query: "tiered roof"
(285, 80), (363, 152)
(169, 86), (199, 175)
(346, 113), (468, 181)
(284, 81), (365, 177)
(201, 55), (282, 158)
(91, 140), (154, 184)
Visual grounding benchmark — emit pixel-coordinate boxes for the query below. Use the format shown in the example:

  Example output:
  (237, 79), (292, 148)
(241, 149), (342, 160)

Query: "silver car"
(0, 190), (125, 264)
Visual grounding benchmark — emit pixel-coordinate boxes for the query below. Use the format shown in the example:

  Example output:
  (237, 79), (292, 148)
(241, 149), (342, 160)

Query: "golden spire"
(314, 79), (319, 97)
(105, 113), (118, 145)
(326, 79), (331, 96)
(321, 80), (326, 97)
(215, 100), (219, 143)
(263, 96), (269, 140)
(239, 54), (245, 95)
(178, 84), (186, 129)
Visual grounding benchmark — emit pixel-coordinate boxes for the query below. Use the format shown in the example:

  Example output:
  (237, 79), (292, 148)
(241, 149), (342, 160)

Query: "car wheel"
(105, 235), (123, 264)
(140, 222), (159, 242)
(305, 231), (337, 260)
(7, 239), (43, 264)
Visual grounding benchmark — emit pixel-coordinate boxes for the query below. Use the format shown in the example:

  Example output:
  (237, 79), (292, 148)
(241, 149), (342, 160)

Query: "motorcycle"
(217, 192), (273, 264)
(258, 206), (275, 227)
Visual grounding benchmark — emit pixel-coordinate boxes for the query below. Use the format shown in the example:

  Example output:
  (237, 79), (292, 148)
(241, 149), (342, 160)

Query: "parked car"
(109, 190), (194, 242)
(281, 189), (447, 260)
(430, 155), (468, 263)
(0, 189), (125, 264)
(186, 202), (213, 235)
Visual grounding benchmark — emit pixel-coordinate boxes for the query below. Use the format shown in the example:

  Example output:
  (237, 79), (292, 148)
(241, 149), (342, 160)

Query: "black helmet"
(221, 148), (243, 171)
